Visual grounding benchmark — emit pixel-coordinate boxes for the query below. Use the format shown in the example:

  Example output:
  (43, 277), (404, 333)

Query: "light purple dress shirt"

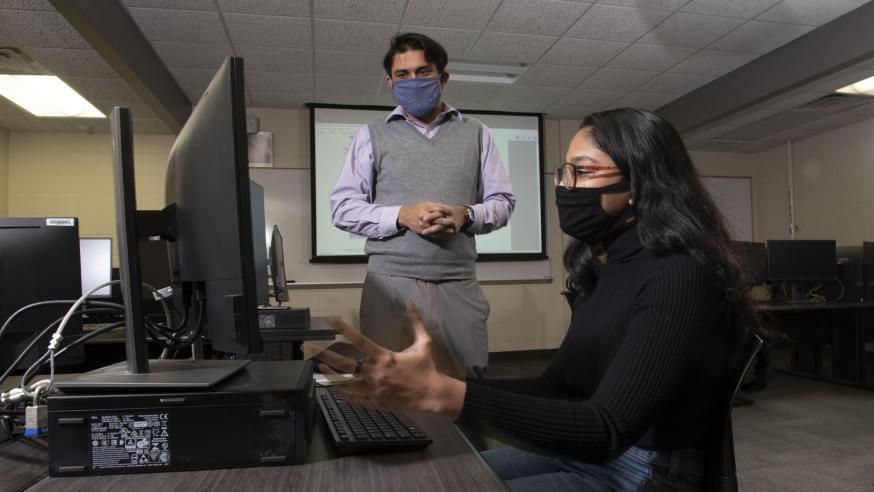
(330, 105), (516, 239)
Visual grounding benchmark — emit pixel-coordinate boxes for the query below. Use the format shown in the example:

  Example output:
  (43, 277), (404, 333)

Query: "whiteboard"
(701, 176), (753, 241)
(250, 169), (551, 286)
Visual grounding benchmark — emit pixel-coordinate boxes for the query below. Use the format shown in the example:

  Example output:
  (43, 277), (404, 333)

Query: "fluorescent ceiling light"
(446, 61), (527, 85)
(0, 75), (105, 118)
(836, 75), (874, 96)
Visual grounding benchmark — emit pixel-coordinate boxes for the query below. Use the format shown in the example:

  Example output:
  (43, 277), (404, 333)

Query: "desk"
(0, 403), (505, 492)
(755, 301), (874, 386)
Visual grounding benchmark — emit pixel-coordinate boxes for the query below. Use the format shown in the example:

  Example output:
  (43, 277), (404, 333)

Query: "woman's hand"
(304, 302), (466, 419)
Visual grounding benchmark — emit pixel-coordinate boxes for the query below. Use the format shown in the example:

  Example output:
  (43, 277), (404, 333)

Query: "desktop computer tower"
(47, 360), (315, 476)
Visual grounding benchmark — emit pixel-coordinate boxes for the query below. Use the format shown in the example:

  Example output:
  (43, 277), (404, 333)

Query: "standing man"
(330, 33), (515, 379)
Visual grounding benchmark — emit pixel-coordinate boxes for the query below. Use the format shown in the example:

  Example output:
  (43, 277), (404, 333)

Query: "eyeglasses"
(554, 162), (623, 190)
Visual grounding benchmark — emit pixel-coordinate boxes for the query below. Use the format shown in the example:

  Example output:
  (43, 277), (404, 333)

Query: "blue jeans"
(482, 445), (705, 491)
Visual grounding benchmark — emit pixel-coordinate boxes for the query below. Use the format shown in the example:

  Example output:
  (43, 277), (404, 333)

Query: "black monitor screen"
(767, 240), (836, 281)
(733, 241), (767, 285)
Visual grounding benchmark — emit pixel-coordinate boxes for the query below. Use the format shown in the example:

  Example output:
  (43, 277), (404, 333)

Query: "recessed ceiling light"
(446, 60), (527, 85)
(835, 75), (874, 96)
(0, 74), (105, 118)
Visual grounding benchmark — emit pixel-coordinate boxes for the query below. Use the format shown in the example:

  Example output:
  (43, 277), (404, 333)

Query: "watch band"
(463, 205), (475, 229)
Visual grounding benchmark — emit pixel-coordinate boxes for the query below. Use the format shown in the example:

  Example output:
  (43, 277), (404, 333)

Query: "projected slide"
(311, 106), (544, 260)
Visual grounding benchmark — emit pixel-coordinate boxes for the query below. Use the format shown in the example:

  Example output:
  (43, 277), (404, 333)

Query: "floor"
(484, 351), (874, 491)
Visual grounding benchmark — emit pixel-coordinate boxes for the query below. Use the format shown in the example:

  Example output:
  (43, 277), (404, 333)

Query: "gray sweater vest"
(365, 114), (482, 280)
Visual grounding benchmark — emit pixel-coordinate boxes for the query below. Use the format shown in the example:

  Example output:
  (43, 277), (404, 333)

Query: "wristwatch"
(463, 205), (475, 229)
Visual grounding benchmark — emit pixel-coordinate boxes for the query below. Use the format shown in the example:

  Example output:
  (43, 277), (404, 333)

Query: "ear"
(440, 71), (449, 87)
(386, 76), (393, 90)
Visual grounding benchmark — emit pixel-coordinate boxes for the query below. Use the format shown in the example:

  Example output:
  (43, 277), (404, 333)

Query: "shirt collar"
(604, 221), (644, 263)
(386, 104), (461, 124)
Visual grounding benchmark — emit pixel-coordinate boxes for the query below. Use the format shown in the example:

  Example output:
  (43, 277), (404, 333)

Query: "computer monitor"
(733, 241), (767, 286)
(0, 217), (84, 370)
(767, 239), (836, 302)
(269, 225), (290, 304)
(80, 237), (112, 298)
(58, 57), (264, 389)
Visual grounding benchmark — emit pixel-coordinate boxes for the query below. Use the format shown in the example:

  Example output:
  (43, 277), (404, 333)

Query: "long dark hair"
(563, 108), (758, 344)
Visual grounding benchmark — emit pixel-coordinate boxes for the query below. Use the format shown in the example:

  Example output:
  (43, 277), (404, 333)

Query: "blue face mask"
(391, 76), (442, 118)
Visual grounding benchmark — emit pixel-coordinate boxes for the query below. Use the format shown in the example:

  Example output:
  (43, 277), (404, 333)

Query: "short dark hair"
(382, 33), (448, 76)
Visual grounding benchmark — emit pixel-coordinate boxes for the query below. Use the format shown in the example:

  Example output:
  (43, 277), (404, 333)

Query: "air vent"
(797, 93), (871, 113)
(692, 140), (746, 152)
(0, 47), (47, 75)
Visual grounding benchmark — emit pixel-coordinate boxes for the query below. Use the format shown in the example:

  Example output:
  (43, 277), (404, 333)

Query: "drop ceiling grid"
(0, 0), (869, 140)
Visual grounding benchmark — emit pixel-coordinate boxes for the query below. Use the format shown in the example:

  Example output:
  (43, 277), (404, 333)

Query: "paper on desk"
(313, 373), (355, 387)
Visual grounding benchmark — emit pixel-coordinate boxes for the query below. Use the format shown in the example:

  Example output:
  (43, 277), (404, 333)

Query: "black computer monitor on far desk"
(767, 240), (836, 303)
(59, 57), (265, 390)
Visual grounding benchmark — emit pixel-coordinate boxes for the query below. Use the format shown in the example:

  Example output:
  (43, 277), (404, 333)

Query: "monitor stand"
(55, 359), (248, 392)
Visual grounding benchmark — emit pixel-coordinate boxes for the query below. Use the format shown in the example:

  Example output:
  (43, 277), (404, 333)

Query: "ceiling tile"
(843, 102), (874, 118)
(540, 38), (629, 67)
(606, 43), (696, 71)
(637, 72), (714, 94)
(0, 98), (29, 117)
(443, 82), (509, 103)
(397, 26), (481, 58)
(126, 8), (227, 44)
(730, 140), (782, 153)
(557, 88), (624, 107)
(314, 75), (381, 95)
(90, 99), (157, 119)
(638, 12), (744, 48)
(217, 0), (309, 16)
(62, 77), (140, 103)
(403, 0), (502, 30)
(709, 20), (813, 54)
(497, 85), (569, 105)
(801, 114), (869, 132)
(516, 64), (597, 88)
(315, 20), (398, 53)
(315, 0), (406, 23)
(249, 91), (312, 108)
(718, 110), (823, 140)
(151, 42), (233, 70)
(2, 1), (54, 10)
(609, 91), (678, 110)
(565, 5), (673, 42)
(488, 102), (550, 113)
(0, 9), (89, 49)
(170, 67), (219, 101)
(766, 125), (822, 142)
(544, 104), (598, 120)
(680, 0), (781, 19)
(467, 32), (557, 63)
(760, 91), (825, 112)
(246, 71), (313, 93)
(223, 13), (311, 48)
(809, 69), (874, 93)
(668, 49), (758, 76)
(578, 68), (658, 91)
(315, 93), (380, 105)
(235, 46), (312, 72)
(486, 0), (590, 36)
(121, 0), (216, 10)
(596, 0), (687, 9)
(24, 47), (117, 77)
(315, 51), (384, 76)
(756, 0), (870, 26)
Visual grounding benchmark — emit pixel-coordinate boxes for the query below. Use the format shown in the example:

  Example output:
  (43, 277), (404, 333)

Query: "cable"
(0, 307), (123, 389)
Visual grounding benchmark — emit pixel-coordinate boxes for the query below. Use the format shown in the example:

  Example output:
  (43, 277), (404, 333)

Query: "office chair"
(704, 333), (764, 492)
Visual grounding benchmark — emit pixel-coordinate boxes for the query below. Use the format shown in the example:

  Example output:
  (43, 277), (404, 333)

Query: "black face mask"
(555, 182), (630, 245)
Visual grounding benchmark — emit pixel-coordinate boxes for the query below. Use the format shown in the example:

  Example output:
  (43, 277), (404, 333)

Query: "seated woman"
(314, 108), (756, 491)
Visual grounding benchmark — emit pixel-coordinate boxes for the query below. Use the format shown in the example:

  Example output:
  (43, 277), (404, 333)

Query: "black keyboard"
(317, 387), (432, 454)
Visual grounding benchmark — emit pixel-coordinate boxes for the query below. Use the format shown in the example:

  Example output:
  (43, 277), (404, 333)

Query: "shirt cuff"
(378, 205), (403, 237)
(467, 204), (484, 234)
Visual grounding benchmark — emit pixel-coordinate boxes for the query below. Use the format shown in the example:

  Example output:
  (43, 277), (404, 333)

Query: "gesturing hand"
(304, 302), (466, 418)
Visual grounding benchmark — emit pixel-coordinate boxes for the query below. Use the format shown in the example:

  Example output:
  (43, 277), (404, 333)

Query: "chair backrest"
(704, 333), (764, 492)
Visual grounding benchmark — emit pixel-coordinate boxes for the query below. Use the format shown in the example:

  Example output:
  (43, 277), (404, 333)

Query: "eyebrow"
(393, 65), (433, 76)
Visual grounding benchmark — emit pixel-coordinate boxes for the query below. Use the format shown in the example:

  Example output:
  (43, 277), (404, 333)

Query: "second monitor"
(767, 239), (836, 303)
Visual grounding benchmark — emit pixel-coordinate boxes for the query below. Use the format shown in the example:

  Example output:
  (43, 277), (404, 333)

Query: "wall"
(789, 118), (874, 245)
(5, 110), (759, 352)
(0, 128), (8, 216)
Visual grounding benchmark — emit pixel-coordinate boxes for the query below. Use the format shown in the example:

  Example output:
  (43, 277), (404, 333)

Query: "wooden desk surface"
(1, 410), (506, 492)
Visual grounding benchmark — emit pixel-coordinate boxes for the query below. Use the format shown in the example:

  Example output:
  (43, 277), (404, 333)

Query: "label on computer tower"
(88, 413), (171, 470)
(46, 217), (75, 227)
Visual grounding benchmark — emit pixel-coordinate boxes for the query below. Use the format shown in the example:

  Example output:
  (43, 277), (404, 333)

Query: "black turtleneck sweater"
(458, 223), (738, 463)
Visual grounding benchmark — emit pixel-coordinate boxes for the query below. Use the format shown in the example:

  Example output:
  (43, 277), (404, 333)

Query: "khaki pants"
(359, 272), (489, 379)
